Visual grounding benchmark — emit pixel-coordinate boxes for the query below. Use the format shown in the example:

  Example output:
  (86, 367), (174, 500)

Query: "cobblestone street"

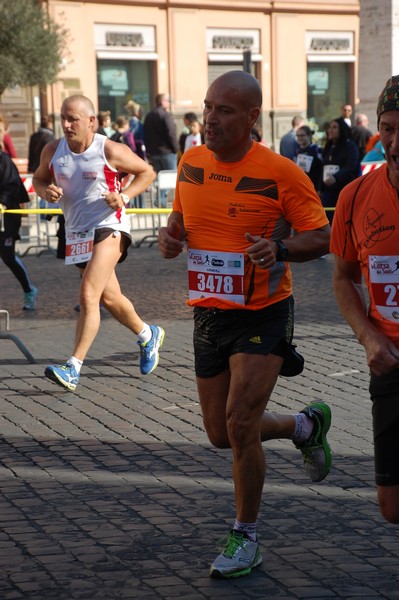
(0, 247), (398, 600)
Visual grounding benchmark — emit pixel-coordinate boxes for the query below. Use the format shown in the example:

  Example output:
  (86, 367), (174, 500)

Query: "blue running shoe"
(138, 325), (165, 375)
(45, 362), (79, 391)
(23, 286), (38, 310)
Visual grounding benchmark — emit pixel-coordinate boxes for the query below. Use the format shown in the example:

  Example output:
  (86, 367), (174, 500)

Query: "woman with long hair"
(321, 117), (360, 223)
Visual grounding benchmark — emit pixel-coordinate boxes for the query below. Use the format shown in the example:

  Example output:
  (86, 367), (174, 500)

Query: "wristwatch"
(275, 240), (289, 262)
(120, 193), (130, 205)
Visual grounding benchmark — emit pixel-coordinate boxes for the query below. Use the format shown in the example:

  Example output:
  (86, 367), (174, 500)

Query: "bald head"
(203, 70), (262, 162)
(209, 71), (262, 111)
(62, 95), (96, 117)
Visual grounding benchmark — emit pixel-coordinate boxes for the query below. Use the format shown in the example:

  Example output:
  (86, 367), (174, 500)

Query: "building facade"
(1, 0), (360, 156)
(357, 0), (399, 132)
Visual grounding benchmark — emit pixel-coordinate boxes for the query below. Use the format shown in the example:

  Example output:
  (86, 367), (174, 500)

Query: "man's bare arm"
(32, 140), (63, 202)
(104, 139), (156, 200)
(333, 254), (399, 376)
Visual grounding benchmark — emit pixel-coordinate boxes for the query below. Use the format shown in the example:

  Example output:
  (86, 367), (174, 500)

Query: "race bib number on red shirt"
(369, 255), (399, 322)
(188, 249), (244, 304)
(65, 229), (95, 265)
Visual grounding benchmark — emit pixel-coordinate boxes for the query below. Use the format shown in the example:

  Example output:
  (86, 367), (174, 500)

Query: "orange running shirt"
(173, 142), (329, 310)
(331, 164), (399, 343)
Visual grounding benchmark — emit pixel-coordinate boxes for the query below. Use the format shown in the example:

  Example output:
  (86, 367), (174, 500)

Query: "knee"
(80, 284), (101, 307)
(226, 408), (254, 448)
(202, 417), (230, 449)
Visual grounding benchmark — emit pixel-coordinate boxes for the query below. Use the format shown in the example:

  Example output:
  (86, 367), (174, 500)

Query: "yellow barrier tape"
(0, 208), (172, 215)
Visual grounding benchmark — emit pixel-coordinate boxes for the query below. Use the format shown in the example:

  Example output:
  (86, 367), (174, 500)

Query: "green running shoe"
(295, 401), (332, 482)
(210, 530), (262, 579)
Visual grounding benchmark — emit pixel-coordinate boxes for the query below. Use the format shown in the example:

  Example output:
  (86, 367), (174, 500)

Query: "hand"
(324, 176), (336, 187)
(46, 183), (63, 203)
(102, 191), (123, 211)
(363, 330), (399, 376)
(158, 221), (184, 258)
(245, 232), (276, 269)
(0, 203), (7, 211)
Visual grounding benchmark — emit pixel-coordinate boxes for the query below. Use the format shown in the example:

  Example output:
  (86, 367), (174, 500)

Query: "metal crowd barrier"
(0, 309), (36, 364)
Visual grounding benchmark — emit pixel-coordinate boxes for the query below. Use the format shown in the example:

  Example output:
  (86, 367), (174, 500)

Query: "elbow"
(147, 166), (157, 185)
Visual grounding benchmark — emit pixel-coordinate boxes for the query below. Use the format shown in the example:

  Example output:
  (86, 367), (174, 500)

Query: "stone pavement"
(0, 246), (398, 600)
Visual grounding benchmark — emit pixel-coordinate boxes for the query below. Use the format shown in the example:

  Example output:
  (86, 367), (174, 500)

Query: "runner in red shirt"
(331, 75), (399, 524)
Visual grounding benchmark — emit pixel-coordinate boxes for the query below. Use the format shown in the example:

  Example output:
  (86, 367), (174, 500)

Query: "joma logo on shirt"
(209, 173), (232, 183)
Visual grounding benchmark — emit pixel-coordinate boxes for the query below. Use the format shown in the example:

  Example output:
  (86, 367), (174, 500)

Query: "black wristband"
(275, 240), (288, 261)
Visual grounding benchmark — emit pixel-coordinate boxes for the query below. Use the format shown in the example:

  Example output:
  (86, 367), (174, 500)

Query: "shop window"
(307, 62), (351, 134)
(97, 59), (154, 119)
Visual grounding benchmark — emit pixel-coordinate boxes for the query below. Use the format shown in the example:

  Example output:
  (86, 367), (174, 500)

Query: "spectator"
(183, 118), (202, 152)
(28, 115), (54, 173)
(341, 103), (353, 127)
(125, 101), (142, 137)
(124, 101), (146, 161)
(97, 111), (114, 138)
(321, 117), (360, 224)
(279, 116), (304, 160)
(0, 122), (38, 309)
(0, 114), (17, 158)
(110, 115), (136, 153)
(294, 125), (323, 192)
(351, 113), (373, 161)
(124, 102), (148, 209)
(144, 93), (178, 207)
(178, 112), (198, 159)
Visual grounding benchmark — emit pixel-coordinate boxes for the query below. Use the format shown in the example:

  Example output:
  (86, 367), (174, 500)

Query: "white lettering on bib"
(188, 249), (244, 304)
(296, 154), (314, 173)
(369, 255), (399, 322)
(65, 229), (95, 265)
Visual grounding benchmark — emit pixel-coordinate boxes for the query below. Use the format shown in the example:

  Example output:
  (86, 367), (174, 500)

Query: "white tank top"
(50, 134), (130, 236)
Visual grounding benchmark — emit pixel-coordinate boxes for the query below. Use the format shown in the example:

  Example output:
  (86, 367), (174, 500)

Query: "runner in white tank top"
(50, 133), (131, 236)
(33, 94), (165, 391)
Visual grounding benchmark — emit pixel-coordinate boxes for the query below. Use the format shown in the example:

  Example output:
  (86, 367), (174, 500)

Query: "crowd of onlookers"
(279, 104), (384, 222)
(1, 96), (384, 217)
(0, 94), (384, 313)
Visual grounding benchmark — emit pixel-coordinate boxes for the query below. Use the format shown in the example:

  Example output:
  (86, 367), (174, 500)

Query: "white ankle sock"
(233, 520), (257, 542)
(292, 412), (314, 443)
(137, 323), (151, 343)
(69, 356), (83, 373)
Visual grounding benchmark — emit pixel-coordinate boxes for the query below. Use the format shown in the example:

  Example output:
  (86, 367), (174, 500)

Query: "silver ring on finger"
(259, 257), (266, 265)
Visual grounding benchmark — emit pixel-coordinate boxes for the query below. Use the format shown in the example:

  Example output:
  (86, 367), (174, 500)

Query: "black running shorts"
(76, 227), (132, 269)
(370, 368), (399, 486)
(193, 296), (294, 378)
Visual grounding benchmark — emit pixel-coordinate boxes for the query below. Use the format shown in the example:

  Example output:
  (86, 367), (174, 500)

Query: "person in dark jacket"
(144, 93), (178, 207)
(294, 125), (323, 192)
(0, 123), (38, 309)
(28, 115), (54, 173)
(321, 117), (360, 224)
(351, 113), (373, 161)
